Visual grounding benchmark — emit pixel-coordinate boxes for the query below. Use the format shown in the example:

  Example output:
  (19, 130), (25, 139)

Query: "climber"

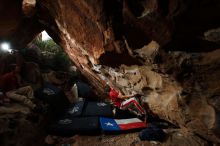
(105, 85), (146, 116)
(0, 65), (36, 109)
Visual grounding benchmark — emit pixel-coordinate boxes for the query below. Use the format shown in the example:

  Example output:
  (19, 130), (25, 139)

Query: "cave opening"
(0, 30), (99, 146)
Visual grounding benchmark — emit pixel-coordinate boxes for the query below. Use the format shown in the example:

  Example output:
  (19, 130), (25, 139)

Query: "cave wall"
(0, 0), (43, 49)
(2, 0), (220, 51)
(1, 0), (220, 143)
(33, 0), (220, 94)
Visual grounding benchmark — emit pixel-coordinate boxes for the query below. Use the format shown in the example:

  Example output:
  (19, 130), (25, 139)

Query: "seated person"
(0, 65), (36, 109)
(105, 85), (146, 116)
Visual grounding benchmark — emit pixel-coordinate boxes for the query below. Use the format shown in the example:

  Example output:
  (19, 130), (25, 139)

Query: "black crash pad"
(75, 81), (92, 98)
(64, 99), (85, 117)
(82, 102), (113, 117)
(35, 82), (70, 115)
(48, 117), (100, 136)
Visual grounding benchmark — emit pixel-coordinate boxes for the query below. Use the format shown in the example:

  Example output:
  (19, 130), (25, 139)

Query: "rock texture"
(0, 112), (47, 146)
(1, 0), (220, 144)
(44, 129), (208, 146)
(0, 0), (42, 49)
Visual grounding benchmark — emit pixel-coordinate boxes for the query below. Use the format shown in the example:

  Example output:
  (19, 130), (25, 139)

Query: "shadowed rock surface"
(1, 0), (220, 145)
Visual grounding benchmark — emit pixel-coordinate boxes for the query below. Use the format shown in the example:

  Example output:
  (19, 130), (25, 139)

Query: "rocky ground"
(48, 128), (209, 146)
(1, 0), (220, 145)
(0, 109), (47, 146)
(1, 48), (220, 146)
(0, 110), (208, 146)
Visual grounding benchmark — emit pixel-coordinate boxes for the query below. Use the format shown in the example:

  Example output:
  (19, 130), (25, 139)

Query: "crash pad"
(75, 81), (92, 98)
(48, 117), (100, 136)
(100, 117), (147, 132)
(82, 102), (113, 117)
(35, 82), (70, 115)
(64, 99), (85, 117)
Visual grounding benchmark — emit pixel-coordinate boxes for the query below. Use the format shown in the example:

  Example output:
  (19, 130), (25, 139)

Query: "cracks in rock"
(126, 0), (145, 18)
(103, 0), (123, 41)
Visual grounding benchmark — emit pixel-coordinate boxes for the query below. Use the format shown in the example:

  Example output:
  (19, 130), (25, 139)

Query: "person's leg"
(15, 86), (34, 99)
(23, 98), (36, 109)
(121, 97), (146, 115)
(6, 89), (36, 109)
(6, 90), (26, 102)
(70, 84), (78, 101)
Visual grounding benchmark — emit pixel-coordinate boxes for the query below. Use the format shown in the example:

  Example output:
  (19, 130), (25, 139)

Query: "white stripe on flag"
(115, 118), (142, 124)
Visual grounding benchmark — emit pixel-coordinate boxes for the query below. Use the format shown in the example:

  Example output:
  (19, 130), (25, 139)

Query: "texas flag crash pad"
(100, 117), (147, 132)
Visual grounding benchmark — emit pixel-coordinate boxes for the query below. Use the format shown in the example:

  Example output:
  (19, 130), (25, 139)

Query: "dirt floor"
(0, 112), (47, 146)
(56, 133), (154, 146)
